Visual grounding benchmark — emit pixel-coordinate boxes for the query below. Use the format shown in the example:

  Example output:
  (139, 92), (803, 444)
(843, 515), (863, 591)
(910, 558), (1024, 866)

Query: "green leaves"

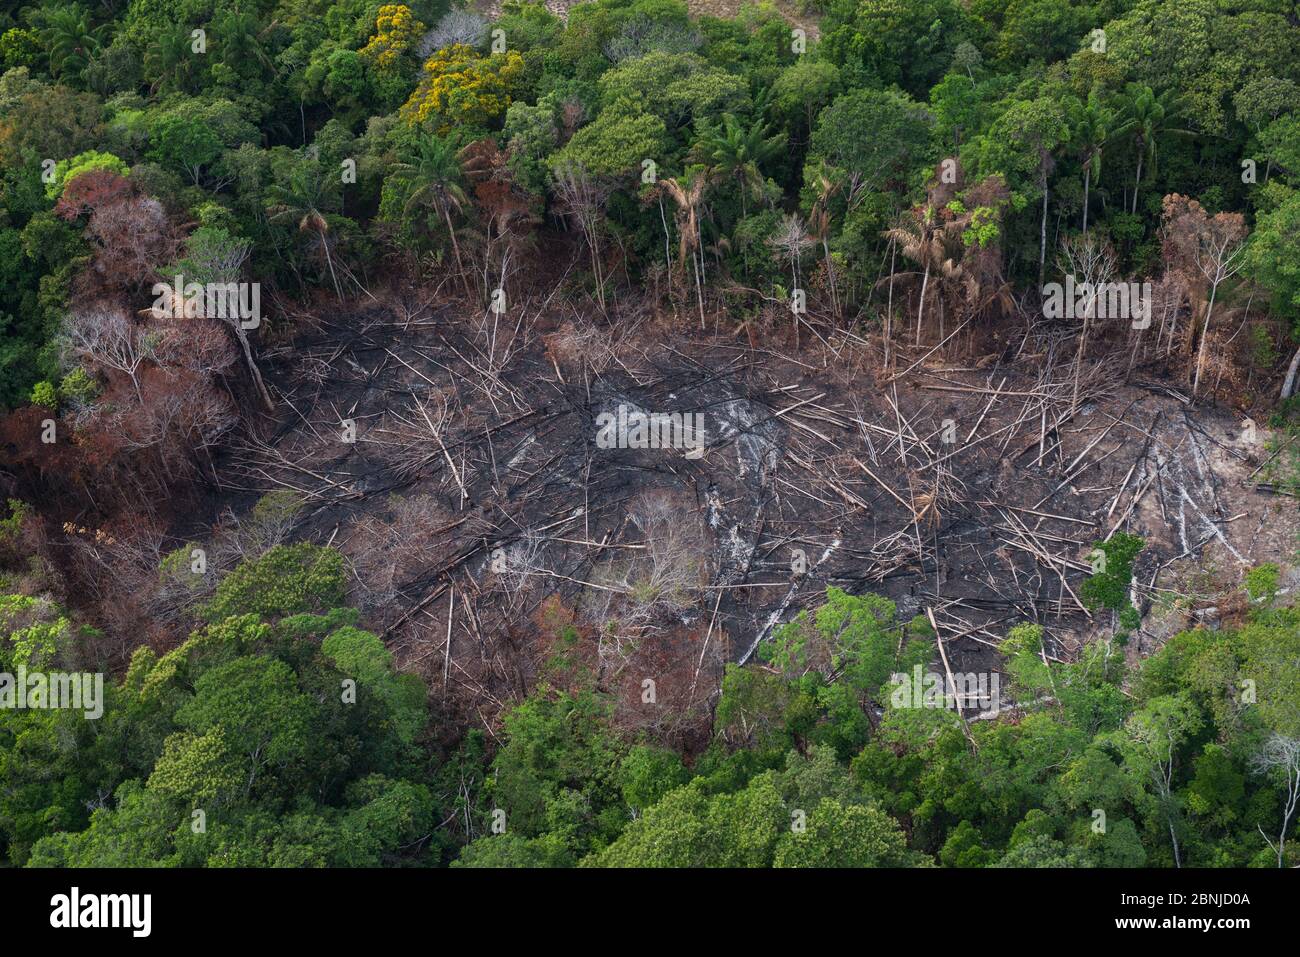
(12, 542), (437, 867)
(807, 87), (933, 198)
(598, 51), (747, 133)
(691, 113), (784, 212)
(43, 150), (129, 200)
(1080, 532), (1145, 613)
(967, 95), (1070, 197)
(774, 798), (917, 867)
(487, 689), (623, 851)
(38, 5), (106, 82)
(174, 656), (315, 781)
(551, 107), (666, 179)
(147, 728), (242, 804)
(1247, 189), (1300, 327)
(764, 587), (929, 700)
(0, 593), (70, 670)
(618, 744), (689, 812)
(589, 747), (922, 868)
(201, 543), (346, 623)
(322, 626), (426, 746)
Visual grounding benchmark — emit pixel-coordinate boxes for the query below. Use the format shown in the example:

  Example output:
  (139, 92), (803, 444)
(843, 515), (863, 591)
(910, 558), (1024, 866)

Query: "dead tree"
(1251, 734), (1300, 869)
(61, 306), (158, 405)
(1057, 233), (1117, 412)
(1161, 195), (1249, 399)
(553, 161), (613, 312)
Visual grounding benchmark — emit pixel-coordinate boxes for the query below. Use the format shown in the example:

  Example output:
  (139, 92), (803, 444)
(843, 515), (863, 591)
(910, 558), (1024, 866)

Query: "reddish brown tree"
(53, 169), (134, 222)
(1160, 195), (1249, 397)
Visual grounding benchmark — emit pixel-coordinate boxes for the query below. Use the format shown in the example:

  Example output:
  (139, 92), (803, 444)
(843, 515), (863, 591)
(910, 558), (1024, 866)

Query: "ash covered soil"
(196, 291), (1298, 745)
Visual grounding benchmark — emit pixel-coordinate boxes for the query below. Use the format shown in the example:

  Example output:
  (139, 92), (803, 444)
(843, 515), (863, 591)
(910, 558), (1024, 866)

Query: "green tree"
(1246, 191), (1300, 398)
(1117, 84), (1193, 216)
(763, 587), (929, 700)
(969, 96), (1070, 284)
(1111, 695), (1202, 868)
(267, 157), (347, 298)
(388, 132), (470, 287)
(774, 798), (917, 867)
(39, 5), (106, 82)
(201, 543), (346, 623)
(692, 113), (784, 216)
(1071, 92), (1121, 233)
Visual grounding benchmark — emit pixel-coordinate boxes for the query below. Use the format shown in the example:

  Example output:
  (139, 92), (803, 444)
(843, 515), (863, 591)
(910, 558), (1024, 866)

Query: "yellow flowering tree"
(400, 44), (524, 133)
(359, 4), (426, 72)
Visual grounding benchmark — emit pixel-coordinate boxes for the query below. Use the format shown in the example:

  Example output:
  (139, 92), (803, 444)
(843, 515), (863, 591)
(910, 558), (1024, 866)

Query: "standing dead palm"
(770, 213), (813, 347)
(657, 166), (712, 326)
(806, 172), (842, 316)
(883, 204), (944, 346)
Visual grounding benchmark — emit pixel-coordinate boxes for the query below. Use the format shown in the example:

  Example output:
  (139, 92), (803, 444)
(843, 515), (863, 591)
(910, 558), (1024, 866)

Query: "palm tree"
(1118, 84), (1193, 215)
(998, 99), (1071, 287)
(392, 132), (470, 293)
(806, 171), (842, 315)
(41, 6), (105, 81)
(883, 203), (944, 346)
(144, 24), (198, 93)
(267, 159), (344, 299)
(216, 8), (273, 74)
(691, 113), (785, 217)
(1073, 93), (1119, 233)
(657, 166), (712, 326)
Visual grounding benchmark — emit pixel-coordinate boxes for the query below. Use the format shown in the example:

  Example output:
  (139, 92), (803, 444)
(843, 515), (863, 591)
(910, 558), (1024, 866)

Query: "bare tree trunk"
(584, 212), (606, 312)
(658, 197), (672, 275)
(1276, 767), (1299, 867)
(1073, 315), (1090, 413)
(791, 253), (800, 350)
(320, 234), (343, 301)
(823, 238), (838, 317)
(1280, 342), (1300, 400)
(1038, 175), (1049, 287)
(236, 327), (274, 412)
(885, 238), (896, 372)
(1192, 280), (1220, 398)
(916, 260), (930, 346)
(442, 202), (470, 298)
(1082, 171), (1091, 233)
(693, 242), (705, 329)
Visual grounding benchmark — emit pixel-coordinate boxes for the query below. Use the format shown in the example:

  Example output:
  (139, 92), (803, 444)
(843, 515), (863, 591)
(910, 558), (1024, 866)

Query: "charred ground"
(158, 285), (1299, 752)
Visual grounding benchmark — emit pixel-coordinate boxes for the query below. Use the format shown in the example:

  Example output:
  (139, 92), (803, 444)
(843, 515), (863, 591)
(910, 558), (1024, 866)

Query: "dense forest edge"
(1, 0), (1299, 868)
